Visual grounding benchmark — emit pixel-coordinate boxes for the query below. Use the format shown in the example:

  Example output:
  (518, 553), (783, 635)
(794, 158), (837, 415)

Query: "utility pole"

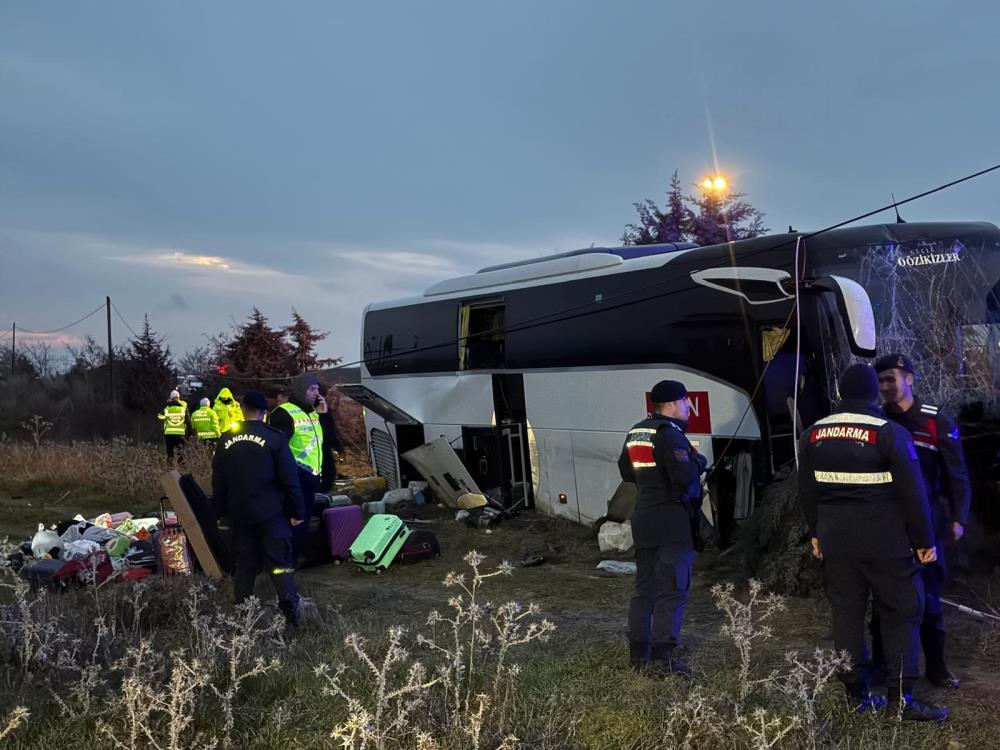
(106, 296), (114, 403)
(10, 322), (14, 377)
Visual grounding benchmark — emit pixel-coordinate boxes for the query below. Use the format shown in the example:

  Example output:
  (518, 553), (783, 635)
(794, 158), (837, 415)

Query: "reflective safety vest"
(160, 404), (187, 436)
(277, 402), (323, 475)
(190, 407), (221, 440)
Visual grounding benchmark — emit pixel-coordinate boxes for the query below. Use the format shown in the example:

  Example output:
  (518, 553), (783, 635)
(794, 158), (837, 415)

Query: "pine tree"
(622, 171), (692, 245)
(224, 308), (295, 379)
(120, 316), (175, 413)
(686, 187), (767, 246)
(284, 309), (340, 373)
(623, 171), (766, 246)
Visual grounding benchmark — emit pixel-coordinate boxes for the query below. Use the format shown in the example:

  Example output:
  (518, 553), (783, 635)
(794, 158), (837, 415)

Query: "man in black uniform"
(212, 390), (305, 625)
(618, 379), (707, 676)
(873, 353), (971, 689)
(799, 364), (947, 721)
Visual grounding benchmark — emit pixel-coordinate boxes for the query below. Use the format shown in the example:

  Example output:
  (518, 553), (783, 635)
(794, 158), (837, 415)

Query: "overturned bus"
(345, 222), (1000, 527)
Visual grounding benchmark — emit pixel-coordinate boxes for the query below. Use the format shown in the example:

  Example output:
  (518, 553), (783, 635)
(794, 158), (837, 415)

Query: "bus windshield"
(813, 227), (1000, 412)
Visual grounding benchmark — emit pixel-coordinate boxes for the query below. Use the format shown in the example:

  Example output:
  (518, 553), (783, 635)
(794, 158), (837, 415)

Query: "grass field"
(2, 443), (1000, 749)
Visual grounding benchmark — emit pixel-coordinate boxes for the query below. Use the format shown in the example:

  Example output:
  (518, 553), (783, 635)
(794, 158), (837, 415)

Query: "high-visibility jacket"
(276, 402), (324, 475)
(190, 406), (221, 440)
(159, 403), (187, 436)
(214, 388), (244, 433)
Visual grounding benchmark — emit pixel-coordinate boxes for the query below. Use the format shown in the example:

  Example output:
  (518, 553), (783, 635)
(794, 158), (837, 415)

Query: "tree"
(623, 171), (767, 246)
(687, 187), (767, 246)
(622, 171), (691, 245)
(0, 347), (39, 380)
(120, 315), (175, 413)
(224, 308), (295, 380)
(284, 309), (340, 373)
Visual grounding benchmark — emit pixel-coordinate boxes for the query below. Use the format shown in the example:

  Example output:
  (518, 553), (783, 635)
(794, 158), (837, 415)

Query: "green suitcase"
(349, 514), (411, 574)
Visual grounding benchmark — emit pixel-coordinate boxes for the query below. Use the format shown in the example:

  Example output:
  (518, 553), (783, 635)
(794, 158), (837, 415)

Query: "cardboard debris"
(457, 492), (488, 510)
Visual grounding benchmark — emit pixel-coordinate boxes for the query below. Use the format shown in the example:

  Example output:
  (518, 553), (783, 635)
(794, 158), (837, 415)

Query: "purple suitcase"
(323, 505), (364, 562)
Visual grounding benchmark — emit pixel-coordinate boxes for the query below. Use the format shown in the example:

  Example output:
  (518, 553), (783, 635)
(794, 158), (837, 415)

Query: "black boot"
(922, 627), (960, 689)
(651, 643), (691, 678)
(844, 682), (885, 714)
(886, 692), (949, 722)
(279, 594), (302, 627)
(628, 640), (650, 672)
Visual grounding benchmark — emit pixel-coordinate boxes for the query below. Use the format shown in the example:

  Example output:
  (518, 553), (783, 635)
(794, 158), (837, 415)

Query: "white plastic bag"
(31, 524), (62, 558)
(597, 520), (634, 553)
(383, 488), (413, 506)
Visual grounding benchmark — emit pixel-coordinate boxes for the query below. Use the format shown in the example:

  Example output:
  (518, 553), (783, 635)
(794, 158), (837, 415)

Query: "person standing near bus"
(872, 353), (971, 690)
(269, 373), (325, 564)
(617, 379), (707, 677)
(799, 363), (947, 721)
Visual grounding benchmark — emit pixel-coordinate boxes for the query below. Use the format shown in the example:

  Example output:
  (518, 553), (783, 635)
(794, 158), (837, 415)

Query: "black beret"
(241, 390), (269, 411)
(838, 364), (880, 402)
(650, 379), (688, 404)
(874, 352), (915, 375)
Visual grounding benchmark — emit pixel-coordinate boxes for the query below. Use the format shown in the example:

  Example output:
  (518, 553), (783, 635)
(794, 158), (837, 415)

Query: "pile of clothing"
(6, 510), (191, 589)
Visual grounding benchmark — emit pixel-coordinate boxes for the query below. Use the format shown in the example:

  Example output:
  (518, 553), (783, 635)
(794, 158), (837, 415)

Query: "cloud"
(157, 293), (188, 311)
(331, 249), (459, 276)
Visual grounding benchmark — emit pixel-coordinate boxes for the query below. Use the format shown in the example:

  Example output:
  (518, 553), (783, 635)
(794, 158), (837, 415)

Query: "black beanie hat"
(241, 390), (269, 411)
(650, 379), (688, 404)
(838, 364), (879, 402)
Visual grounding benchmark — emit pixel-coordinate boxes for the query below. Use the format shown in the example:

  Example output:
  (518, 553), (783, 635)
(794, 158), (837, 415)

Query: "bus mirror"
(806, 275), (877, 357)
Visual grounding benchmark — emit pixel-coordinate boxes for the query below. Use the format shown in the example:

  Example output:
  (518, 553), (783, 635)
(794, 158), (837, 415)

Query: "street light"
(702, 175), (728, 192)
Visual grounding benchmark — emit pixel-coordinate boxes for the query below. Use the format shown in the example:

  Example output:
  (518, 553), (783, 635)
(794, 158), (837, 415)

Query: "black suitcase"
(397, 528), (440, 565)
(179, 473), (233, 575)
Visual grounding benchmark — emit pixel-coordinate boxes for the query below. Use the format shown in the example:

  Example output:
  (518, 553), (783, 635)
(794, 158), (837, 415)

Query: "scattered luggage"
(349, 514), (410, 574)
(19, 558), (88, 590)
(323, 505), (364, 562)
(156, 526), (193, 576)
(397, 528), (440, 565)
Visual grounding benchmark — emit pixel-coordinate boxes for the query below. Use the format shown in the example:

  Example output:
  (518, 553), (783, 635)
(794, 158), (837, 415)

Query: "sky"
(2, 0), (999, 369)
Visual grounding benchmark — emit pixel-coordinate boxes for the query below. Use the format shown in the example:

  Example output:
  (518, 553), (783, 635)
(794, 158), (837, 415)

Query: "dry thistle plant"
(772, 647), (851, 747)
(0, 706), (30, 743)
(418, 550), (555, 725)
(711, 579), (787, 715)
(201, 597), (286, 748)
(19, 414), (52, 449)
(660, 685), (725, 750)
(316, 550), (554, 749)
(316, 626), (444, 750)
(736, 707), (801, 750)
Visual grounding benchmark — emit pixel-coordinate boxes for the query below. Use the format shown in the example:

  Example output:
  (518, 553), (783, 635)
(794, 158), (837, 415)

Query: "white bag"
(31, 524), (62, 558)
(596, 560), (637, 575)
(597, 520), (634, 553)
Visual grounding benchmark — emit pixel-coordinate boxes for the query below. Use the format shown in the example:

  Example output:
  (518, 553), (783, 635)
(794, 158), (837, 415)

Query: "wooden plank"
(159, 469), (223, 580)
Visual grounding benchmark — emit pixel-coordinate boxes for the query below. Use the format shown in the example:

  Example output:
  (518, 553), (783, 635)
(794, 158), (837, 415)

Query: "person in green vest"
(190, 397), (222, 445)
(214, 387), (245, 434)
(159, 389), (188, 461)
(269, 373), (325, 564)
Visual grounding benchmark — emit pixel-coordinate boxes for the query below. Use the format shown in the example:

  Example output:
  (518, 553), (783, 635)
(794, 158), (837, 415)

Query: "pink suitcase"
(323, 505), (364, 562)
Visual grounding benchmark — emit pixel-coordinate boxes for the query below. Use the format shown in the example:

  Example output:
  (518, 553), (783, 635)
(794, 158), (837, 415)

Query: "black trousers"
(871, 558), (948, 675)
(627, 545), (694, 656)
(164, 434), (185, 460)
(825, 555), (924, 695)
(291, 468), (320, 564)
(233, 518), (299, 609)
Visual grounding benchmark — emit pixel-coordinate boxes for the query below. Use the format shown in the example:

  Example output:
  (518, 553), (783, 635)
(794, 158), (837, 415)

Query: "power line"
(14, 303), (106, 335)
(326, 160), (1000, 373)
(110, 301), (140, 339)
